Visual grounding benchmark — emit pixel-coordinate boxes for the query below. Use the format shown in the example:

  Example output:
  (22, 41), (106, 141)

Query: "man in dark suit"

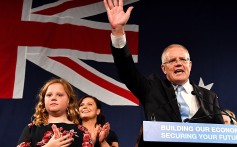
(103, 0), (224, 146)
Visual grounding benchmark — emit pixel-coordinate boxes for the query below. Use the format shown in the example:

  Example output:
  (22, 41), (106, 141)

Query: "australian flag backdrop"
(1, 0), (237, 147)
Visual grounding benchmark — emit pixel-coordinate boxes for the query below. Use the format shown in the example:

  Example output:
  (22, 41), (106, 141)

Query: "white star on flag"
(198, 77), (214, 90)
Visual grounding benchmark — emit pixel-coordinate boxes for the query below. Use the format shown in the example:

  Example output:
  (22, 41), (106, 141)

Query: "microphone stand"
(191, 90), (237, 125)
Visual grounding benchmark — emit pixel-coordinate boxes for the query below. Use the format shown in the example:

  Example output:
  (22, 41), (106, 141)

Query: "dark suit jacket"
(111, 43), (224, 146)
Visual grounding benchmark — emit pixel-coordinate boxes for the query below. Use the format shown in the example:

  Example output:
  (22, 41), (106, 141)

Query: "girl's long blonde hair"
(32, 78), (79, 126)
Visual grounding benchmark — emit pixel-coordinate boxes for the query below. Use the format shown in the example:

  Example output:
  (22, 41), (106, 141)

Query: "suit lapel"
(164, 79), (182, 121)
(191, 83), (211, 118)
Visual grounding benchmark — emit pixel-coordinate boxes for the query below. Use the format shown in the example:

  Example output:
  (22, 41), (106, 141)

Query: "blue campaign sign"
(143, 121), (237, 144)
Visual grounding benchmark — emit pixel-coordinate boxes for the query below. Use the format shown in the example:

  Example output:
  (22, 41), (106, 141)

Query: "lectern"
(143, 121), (237, 144)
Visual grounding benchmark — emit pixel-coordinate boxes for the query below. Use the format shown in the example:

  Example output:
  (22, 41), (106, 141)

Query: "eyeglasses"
(163, 58), (190, 65)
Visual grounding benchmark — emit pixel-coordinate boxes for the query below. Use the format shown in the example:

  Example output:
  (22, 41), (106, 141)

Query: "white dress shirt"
(174, 80), (200, 118)
(111, 33), (126, 48)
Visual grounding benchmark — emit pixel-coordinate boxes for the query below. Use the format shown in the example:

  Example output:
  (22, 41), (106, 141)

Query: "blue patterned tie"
(176, 86), (190, 122)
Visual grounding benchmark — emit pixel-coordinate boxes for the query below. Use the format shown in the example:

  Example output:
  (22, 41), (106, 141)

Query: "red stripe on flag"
(50, 56), (139, 105)
(0, 0), (23, 98)
(17, 22), (139, 55)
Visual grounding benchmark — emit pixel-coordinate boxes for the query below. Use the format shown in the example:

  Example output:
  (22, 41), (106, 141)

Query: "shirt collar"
(173, 79), (193, 94)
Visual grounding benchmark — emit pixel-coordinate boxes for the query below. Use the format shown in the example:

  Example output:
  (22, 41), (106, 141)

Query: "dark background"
(1, 0), (237, 147)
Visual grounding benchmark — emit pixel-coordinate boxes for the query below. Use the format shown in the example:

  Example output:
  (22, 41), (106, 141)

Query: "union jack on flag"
(1, 0), (140, 106)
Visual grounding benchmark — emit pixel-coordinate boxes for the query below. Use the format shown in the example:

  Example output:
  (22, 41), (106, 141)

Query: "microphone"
(191, 90), (236, 124)
(183, 113), (224, 123)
